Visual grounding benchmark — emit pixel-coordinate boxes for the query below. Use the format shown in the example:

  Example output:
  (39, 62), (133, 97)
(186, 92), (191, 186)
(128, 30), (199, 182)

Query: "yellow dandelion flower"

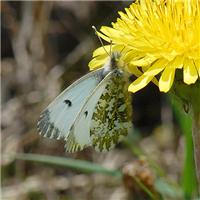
(89, 0), (200, 93)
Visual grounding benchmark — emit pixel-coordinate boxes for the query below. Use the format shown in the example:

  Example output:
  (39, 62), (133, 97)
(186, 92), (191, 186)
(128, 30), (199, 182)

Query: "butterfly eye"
(84, 111), (88, 117)
(64, 99), (72, 107)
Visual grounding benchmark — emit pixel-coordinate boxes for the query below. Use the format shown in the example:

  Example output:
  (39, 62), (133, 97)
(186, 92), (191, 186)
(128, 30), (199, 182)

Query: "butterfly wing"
(90, 69), (133, 152)
(64, 70), (115, 152)
(37, 68), (104, 140)
(65, 69), (132, 152)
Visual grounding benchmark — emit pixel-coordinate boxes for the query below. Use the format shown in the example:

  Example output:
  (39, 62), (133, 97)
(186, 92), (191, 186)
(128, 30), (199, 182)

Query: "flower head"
(89, 0), (200, 93)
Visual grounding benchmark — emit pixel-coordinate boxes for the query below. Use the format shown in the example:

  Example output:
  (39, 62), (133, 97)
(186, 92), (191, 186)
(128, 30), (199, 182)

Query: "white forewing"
(37, 68), (104, 140)
(65, 70), (115, 152)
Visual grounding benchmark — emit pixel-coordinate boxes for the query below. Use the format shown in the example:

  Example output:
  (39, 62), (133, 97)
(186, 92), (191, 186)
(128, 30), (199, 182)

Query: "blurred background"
(1, 1), (195, 200)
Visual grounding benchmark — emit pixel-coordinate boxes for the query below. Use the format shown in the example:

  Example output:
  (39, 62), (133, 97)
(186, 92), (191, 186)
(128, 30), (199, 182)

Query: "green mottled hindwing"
(90, 69), (132, 152)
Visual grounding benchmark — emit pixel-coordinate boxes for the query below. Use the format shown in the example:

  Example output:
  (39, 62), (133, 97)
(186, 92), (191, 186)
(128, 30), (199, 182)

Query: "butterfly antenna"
(92, 26), (110, 57)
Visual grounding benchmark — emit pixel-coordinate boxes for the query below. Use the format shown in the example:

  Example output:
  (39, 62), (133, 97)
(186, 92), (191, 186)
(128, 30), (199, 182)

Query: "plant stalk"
(172, 80), (200, 193)
(192, 110), (200, 192)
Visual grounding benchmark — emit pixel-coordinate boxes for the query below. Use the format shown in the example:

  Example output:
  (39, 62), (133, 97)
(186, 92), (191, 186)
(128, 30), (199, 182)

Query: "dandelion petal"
(128, 75), (154, 93)
(194, 59), (200, 78)
(144, 59), (167, 76)
(159, 67), (176, 92)
(183, 59), (198, 84)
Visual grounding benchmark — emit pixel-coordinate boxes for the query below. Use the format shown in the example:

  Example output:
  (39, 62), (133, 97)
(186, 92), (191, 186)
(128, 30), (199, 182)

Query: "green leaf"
(155, 178), (183, 199)
(13, 153), (122, 178)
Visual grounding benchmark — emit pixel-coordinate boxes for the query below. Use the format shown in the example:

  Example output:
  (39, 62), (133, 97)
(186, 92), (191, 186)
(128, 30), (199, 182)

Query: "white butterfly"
(37, 52), (133, 152)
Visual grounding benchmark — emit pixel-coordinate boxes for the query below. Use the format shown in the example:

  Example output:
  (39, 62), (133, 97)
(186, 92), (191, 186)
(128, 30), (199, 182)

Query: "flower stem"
(172, 80), (200, 193)
(192, 110), (200, 192)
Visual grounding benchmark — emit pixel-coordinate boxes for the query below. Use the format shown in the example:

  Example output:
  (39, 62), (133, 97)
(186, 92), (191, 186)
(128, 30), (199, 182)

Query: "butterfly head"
(102, 52), (123, 76)
(110, 52), (121, 68)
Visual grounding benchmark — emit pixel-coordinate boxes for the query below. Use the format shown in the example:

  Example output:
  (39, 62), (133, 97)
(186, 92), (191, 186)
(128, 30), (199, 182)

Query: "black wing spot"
(84, 111), (88, 117)
(64, 99), (72, 107)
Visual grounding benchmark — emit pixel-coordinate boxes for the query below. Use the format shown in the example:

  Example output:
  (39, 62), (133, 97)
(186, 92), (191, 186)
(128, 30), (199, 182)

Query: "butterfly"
(37, 52), (133, 152)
